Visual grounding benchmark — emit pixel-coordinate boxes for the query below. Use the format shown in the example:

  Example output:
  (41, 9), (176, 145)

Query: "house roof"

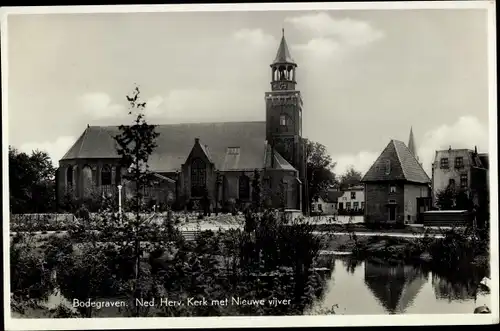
(362, 139), (430, 184)
(478, 153), (489, 169)
(61, 121), (276, 173)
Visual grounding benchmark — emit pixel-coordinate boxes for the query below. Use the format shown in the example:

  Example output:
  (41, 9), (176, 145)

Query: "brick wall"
(364, 182), (405, 224)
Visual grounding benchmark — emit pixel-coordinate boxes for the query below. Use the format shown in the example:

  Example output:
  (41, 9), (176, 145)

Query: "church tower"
(265, 30), (306, 199)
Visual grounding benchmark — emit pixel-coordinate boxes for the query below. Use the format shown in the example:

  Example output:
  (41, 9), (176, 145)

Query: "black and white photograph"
(2, 2), (498, 329)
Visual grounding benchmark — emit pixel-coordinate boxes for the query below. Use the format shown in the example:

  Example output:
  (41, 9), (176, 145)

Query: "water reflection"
(363, 259), (427, 314)
(314, 257), (491, 315)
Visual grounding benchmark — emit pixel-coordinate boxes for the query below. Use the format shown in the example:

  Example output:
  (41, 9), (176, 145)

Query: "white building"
(337, 185), (365, 212)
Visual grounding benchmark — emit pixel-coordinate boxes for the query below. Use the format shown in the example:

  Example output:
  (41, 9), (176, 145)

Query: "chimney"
(449, 145), (452, 151)
(475, 146), (478, 154)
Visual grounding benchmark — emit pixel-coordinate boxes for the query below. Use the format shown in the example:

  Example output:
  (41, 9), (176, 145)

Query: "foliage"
(10, 233), (54, 305)
(339, 166), (363, 191)
(9, 147), (56, 213)
(303, 139), (337, 207)
(435, 186), (473, 211)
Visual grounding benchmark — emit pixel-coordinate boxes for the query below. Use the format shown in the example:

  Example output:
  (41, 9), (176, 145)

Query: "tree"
(435, 186), (473, 211)
(9, 147), (56, 213)
(304, 139), (337, 206)
(339, 166), (363, 190)
(113, 85), (161, 315)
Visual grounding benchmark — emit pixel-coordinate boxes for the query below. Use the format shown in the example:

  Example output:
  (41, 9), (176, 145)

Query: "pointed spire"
(273, 29), (295, 65)
(408, 127), (417, 157)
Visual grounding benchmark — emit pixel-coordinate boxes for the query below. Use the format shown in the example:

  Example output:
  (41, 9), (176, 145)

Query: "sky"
(6, 7), (492, 176)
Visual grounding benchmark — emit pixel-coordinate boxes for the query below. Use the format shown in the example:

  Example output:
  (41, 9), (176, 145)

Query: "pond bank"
(324, 234), (489, 273)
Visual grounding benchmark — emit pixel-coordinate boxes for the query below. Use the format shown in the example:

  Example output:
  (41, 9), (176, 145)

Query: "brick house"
(361, 139), (431, 225)
(56, 32), (307, 212)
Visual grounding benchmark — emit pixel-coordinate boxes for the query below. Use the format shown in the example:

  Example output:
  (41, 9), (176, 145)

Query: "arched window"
(239, 174), (250, 200)
(191, 158), (206, 198)
(66, 166), (73, 187)
(82, 165), (92, 197)
(101, 165), (111, 185)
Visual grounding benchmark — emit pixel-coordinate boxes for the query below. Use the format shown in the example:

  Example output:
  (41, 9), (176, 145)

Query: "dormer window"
(227, 147), (240, 155)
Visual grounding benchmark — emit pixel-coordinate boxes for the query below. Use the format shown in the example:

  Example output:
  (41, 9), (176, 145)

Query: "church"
(56, 32), (308, 213)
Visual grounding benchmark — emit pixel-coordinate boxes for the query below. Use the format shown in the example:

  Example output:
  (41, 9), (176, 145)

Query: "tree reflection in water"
(428, 264), (489, 302)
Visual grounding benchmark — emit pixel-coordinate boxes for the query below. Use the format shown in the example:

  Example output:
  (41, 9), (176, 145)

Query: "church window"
(239, 174), (250, 200)
(191, 158), (206, 198)
(101, 165), (112, 186)
(82, 165), (93, 198)
(66, 166), (73, 187)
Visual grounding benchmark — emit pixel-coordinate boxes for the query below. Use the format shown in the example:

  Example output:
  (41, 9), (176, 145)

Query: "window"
(346, 202), (351, 210)
(390, 185), (396, 193)
(455, 157), (464, 168)
(440, 158), (449, 169)
(66, 166), (73, 187)
(385, 160), (391, 175)
(351, 191), (356, 199)
(338, 202), (344, 210)
(101, 165), (111, 185)
(238, 175), (250, 200)
(448, 178), (456, 187)
(361, 202), (365, 210)
(460, 174), (468, 188)
(190, 158), (206, 197)
(263, 177), (271, 189)
(82, 165), (93, 198)
(318, 204), (323, 212)
(227, 147), (240, 155)
(280, 115), (286, 126)
(353, 202), (359, 210)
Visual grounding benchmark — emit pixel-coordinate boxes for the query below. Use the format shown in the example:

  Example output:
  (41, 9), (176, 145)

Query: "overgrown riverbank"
(324, 228), (490, 277)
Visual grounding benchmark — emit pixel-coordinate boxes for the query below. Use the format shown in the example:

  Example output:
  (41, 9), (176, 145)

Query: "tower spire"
(273, 29), (294, 64)
(408, 126), (418, 160)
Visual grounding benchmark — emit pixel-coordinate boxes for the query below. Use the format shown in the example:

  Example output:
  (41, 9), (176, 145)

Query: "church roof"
(61, 121), (297, 173)
(361, 139), (430, 184)
(273, 32), (295, 65)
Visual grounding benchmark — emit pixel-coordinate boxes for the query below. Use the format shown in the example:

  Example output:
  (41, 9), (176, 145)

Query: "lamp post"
(117, 184), (123, 217)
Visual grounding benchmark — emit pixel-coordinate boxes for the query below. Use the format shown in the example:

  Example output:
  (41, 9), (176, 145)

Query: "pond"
(310, 257), (491, 315)
(35, 256), (490, 317)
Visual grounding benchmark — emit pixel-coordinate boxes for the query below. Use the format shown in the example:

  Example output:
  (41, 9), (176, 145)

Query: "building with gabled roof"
(361, 135), (431, 225)
(56, 31), (307, 212)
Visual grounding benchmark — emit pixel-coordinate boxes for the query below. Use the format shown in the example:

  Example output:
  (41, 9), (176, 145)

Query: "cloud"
(232, 28), (276, 48)
(331, 116), (489, 178)
(332, 151), (380, 177)
(417, 116), (489, 174)
(19, 136), (76, 167)
(143, 88), (263, 122)
(286, 13), (384, 59)
(78, 92), (125, 119)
